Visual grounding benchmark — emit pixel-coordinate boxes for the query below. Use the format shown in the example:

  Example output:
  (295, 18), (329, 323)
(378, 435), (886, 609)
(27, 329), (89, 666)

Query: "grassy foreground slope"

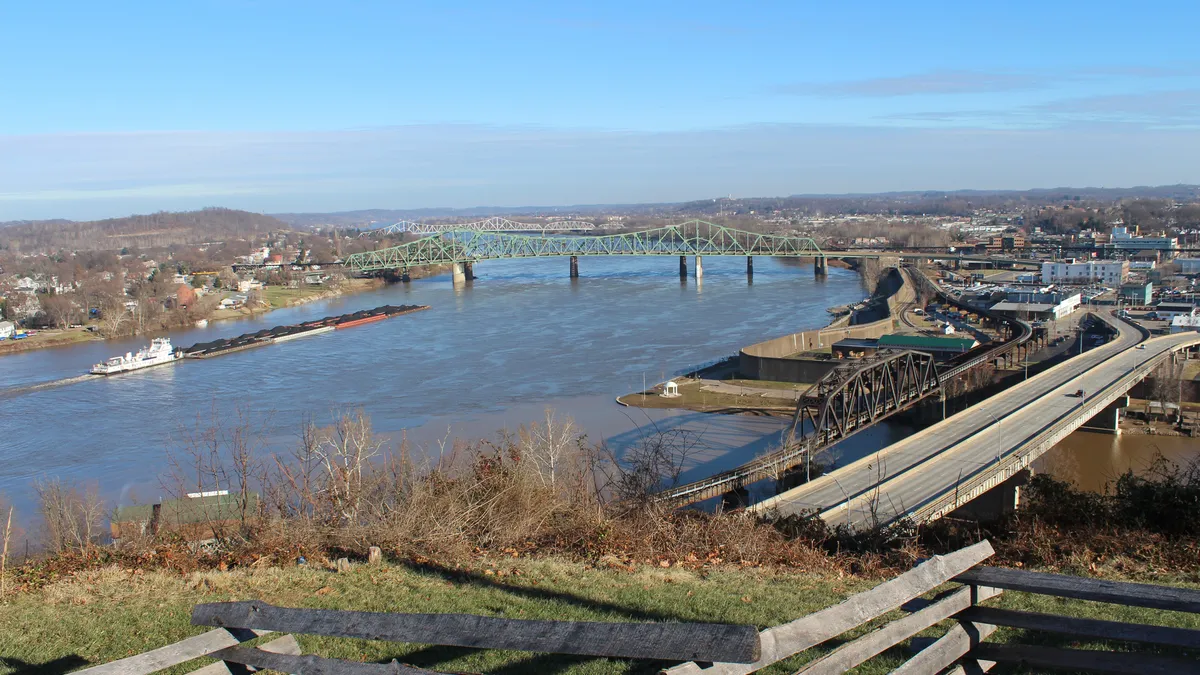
(5, 556), (1200, 675)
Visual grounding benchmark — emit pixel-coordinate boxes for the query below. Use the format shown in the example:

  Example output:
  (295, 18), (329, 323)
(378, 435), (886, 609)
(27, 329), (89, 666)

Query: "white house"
(0, 321), (14, 338)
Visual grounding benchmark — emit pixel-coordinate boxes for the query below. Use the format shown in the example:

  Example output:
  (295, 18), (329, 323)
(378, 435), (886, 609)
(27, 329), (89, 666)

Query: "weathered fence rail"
(75, 539), (1200, 675)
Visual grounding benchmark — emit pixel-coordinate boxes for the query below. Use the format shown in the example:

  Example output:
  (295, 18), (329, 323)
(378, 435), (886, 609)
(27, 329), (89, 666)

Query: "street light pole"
(984, 409), (1002, 466)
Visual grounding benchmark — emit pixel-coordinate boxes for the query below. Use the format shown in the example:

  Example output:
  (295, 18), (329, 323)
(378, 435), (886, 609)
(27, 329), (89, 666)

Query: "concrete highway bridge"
(751, 313), (1200, 528)
(342, 220), (1035, 281)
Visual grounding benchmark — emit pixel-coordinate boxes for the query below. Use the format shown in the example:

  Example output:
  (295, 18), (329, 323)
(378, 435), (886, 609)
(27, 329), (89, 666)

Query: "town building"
(1178, 258), (1200, 275)
(1170, 315), (1200, 333)
(990, 291), (1081, 321)
(876, 334), (979, 356)
(1041, 259), (1128, 285)
(0, 321), (14, 338)
(1155, 302), (1199, 321)
(1107, 226), (1178, 254)
(1119, 282), (1153, 306)
(984, 231), (1026, 253)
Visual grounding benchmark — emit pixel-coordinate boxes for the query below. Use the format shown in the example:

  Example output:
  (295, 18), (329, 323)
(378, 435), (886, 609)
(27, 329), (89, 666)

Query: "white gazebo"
(661, 381), (680, 398)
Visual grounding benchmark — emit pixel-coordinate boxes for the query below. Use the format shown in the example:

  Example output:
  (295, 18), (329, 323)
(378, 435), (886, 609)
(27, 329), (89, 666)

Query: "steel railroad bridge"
(656, 267), (1035, 509)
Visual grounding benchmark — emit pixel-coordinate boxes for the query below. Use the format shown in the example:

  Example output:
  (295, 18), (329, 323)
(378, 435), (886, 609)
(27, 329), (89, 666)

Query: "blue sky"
(2, 1), (1199, 219)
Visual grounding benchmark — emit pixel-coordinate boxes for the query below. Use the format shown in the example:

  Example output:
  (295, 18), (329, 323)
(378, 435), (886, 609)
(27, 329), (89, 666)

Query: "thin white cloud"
(777, 64), (1200, 98)
(883, 89), (1200, 128)
(2, 123), (1198, 220)
(777, 70), (1048, 97)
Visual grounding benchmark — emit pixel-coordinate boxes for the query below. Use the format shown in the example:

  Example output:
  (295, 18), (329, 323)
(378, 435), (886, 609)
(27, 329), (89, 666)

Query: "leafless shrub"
(34, 479), (105, 553)
(164, 403), (270, 541)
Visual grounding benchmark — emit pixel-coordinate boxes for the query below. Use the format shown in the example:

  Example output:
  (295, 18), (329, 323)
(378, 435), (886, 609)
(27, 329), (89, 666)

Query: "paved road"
(753, 314), (1200, 527)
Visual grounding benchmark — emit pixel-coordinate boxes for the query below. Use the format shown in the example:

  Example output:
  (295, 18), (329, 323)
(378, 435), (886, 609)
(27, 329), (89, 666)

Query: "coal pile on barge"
(182, 304), (428, 359)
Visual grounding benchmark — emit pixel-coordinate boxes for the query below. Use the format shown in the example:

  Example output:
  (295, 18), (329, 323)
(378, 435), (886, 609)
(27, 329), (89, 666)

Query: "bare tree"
(34, 479), (105, 553)
(165, 403), (269, 537)
(1151, 360), (1185, 424)
(520, 409), (581, 489)
(314, 409), (385, 524)
(39, 293), (77, 329)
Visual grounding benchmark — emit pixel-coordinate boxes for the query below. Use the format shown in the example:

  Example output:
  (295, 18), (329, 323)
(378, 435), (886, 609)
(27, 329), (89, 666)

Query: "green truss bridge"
(344, 220), (829, 280)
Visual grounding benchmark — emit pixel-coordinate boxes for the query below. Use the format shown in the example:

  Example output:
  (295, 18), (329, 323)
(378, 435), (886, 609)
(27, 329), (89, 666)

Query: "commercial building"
(1155, 302), (1199, 321)
(1107, 226), (1178, 254)
(990, 292), (1081, 321)
(876, 334), (979, 356)
(984, 231), (1026, 253)
(1178, 258), (1200, 275)
(1119, 282), (1153, 305)
(0, 321), (13, 339)
(1041, 259), (1128, 285)
(1170, 315), (1200, 333)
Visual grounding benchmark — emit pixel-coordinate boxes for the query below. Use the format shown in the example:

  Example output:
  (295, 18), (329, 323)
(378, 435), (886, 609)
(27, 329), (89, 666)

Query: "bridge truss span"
(656, 349), (941, 508)
(346, 220), (824, 273)
(792, 349), (941, 450)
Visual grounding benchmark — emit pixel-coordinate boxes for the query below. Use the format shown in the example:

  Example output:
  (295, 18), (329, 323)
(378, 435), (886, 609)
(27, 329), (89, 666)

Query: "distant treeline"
(0, 208), (288, 253)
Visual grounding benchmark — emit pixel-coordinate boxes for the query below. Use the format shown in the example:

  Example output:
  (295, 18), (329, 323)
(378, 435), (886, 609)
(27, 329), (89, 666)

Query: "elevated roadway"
(752, 313), (1200, 528)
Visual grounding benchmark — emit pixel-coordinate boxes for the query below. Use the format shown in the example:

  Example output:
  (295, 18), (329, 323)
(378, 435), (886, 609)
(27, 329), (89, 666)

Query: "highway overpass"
(752, 313), (1200, 528)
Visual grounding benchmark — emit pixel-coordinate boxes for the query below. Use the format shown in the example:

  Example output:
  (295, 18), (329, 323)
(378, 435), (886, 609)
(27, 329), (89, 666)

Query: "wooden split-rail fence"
(77, 540), (1200, 675)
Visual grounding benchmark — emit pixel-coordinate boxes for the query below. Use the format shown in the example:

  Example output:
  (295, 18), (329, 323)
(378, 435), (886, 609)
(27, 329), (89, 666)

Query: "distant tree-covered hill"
(0, 208), (288, 253)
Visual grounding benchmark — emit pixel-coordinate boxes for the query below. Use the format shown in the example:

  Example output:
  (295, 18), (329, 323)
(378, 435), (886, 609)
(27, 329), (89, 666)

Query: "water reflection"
(1035, 431), (1199, 492)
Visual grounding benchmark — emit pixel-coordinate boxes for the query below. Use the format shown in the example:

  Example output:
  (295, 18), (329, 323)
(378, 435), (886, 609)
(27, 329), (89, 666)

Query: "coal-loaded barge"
(181, 305), (428, 359)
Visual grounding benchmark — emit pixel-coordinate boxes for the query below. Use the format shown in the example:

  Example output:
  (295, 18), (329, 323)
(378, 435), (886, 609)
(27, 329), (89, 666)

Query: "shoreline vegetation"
(0, 265), (449, 358)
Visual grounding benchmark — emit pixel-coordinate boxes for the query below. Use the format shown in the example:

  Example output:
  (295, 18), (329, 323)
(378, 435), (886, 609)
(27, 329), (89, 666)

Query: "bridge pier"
(401, 270), (411, 282)
(949, 469), (1031, 522)
(721, 486), (749, 511)
(746, 256), (753, 278)
(1082, 394), (1129, 434)
(464, 261), (475, 281)
(679, 255), (687, 278)
(569, 255), (579, 278)
(814, 256), (827, 276)
(695, 255), (704, 279)
(451, 262), (466, 286)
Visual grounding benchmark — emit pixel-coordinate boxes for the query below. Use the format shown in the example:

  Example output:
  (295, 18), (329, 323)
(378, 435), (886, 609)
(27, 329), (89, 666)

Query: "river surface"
(0, 256), (872, 518)
(1036, 431), (1199, 492)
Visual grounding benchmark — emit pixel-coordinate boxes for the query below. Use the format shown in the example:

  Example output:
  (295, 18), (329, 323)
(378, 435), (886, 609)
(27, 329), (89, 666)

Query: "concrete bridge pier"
(721, 486), (749, 511)
(451, 262), (466, 286)
(569, 255), (579, 278)
(695, 255), (704, 279)
(949, 469), (1031, 522)
(464, 261), (475, 281)
(679, 255), (687, 278)
(814, 256), (828, 276)
(746, 256), (754, 278)
(401, 270), (411, 282)
(1082, 394), (1130, 434)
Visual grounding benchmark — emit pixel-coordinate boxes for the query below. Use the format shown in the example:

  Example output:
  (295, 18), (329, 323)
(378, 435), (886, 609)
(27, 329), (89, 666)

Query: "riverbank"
(0, 277), (390, 358)
(0, 327), (102, 356)
(207, 277), (384, 322)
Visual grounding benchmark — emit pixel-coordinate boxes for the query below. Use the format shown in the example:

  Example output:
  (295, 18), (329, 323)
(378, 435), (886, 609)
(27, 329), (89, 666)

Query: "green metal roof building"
(877, 334), (978, 355)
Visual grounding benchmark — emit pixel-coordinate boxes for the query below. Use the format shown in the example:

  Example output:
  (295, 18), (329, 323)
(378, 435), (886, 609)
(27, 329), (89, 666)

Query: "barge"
(182, 304), (428, 359)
